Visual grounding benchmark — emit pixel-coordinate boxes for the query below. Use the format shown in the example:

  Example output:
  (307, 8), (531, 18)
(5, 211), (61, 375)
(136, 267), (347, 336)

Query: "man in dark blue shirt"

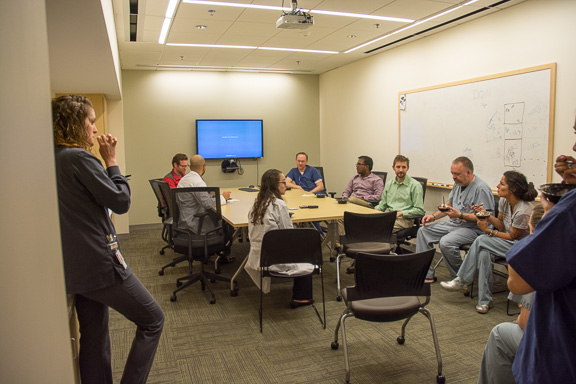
(285, 152), (326, 194)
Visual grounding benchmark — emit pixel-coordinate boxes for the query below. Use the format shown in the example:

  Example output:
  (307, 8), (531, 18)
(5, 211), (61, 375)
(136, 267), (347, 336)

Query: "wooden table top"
(221, 187), (378, 227)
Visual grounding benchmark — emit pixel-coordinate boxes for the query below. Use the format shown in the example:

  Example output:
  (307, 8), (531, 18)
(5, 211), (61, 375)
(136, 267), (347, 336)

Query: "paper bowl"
(475, 211), (491, 220)
(438, 205), (450, 212)
(538, 183), (576, 204)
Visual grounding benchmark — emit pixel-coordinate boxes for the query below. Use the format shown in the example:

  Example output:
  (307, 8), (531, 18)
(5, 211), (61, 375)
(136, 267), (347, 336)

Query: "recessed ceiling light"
(196, 25), (207, 29)
(347, 35), (356, 39)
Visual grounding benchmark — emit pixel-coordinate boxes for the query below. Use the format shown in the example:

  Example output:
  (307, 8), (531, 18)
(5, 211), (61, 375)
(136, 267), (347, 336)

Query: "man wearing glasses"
(163, 153), (188, 188)
(341, 156), (384, 208)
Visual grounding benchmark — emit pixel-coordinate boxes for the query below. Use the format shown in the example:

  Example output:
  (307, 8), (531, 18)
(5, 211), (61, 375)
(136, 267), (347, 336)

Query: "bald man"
(178, 155), (231, 232)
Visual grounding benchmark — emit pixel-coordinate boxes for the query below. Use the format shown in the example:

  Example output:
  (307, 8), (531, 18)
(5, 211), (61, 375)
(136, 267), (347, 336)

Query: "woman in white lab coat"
(244, 169), (313, 307)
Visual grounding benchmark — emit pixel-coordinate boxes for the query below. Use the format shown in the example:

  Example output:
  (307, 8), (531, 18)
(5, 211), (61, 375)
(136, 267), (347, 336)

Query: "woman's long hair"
(503, 170), (538, 201)
(52, 95), (93, 151)
(250, 169), (283, 225)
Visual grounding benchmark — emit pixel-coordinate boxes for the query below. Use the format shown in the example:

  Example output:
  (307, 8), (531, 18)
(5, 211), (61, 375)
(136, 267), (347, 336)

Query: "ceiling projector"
(276, 0), (314, 30)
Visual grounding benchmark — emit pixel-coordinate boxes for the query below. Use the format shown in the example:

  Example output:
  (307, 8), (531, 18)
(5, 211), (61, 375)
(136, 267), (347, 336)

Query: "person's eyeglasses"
(179, 164), (188, 168)
(356, 163), (366, 166)
(279, 181), (287, 185)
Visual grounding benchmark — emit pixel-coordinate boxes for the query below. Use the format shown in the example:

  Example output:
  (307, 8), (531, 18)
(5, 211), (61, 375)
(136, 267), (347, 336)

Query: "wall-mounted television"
(195, 119), (264, 159)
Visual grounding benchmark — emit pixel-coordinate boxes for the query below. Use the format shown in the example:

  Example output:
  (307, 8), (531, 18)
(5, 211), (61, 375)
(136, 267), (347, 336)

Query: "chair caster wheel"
(463, 291), (470, 297)
(330, 257), (336, 262)
(230, 290), (238, 297)
(176, 281), (182, 287)
(160, 250), (165, 255)
(397, 336), (405, 344)
(210, 298), (216, 304)
(436, 374), (446, 384)
(158, 270), (164, 276)
(336, 296), (342, 302)
(331, 341), (339, 350)
(170, 295), (177, 302)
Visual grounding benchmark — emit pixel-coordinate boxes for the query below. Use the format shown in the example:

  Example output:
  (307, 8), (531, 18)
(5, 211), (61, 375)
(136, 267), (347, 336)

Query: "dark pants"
(292, 275), (313, 300)
(75, 274), (164, 384)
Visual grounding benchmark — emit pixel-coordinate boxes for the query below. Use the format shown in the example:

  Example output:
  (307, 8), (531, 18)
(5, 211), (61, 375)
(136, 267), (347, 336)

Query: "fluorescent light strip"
(344, 0), (479, 53)
(310, 10), (412, 23)
(168, 43), (257, 49)
(167, 43), (338, 54)
(258, 46), (338, 54)
(182, 0), (414, 23)
(158, 0), (180, 44)
(137, 64), (311, 73)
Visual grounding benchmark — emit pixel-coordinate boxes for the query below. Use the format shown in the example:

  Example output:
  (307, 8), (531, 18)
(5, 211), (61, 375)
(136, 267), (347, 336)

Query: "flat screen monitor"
(196, 119), (263, 159)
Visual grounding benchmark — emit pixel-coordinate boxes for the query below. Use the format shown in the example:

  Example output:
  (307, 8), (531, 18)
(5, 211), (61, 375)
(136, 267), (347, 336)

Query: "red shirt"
(162, 171), (183, 188)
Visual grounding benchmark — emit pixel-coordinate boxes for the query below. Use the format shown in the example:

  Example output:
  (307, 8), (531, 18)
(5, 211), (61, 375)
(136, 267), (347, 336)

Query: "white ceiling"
(113, 0), (526, 74)
(46, 0), (526, 99)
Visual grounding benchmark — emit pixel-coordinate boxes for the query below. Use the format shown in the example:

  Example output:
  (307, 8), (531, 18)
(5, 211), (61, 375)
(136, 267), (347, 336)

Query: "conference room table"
(221, 187), (379, 294)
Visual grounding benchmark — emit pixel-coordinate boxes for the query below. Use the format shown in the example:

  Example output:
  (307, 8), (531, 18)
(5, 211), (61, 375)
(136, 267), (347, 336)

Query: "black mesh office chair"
(149, 179), (172, 255)
(336, 211), (396, 301)
(394, 176), (428, 253)
(311, 166), (335, 197)
(169, 187), (235, 304)
(260, 228), (325, 333)
(157, 181), (186, 275)
(372, 171), (387, 187)
(331, 249), (444, 384)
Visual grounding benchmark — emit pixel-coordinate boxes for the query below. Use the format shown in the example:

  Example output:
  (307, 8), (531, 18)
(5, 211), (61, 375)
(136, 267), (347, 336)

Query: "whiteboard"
(399, 64), (556, 189)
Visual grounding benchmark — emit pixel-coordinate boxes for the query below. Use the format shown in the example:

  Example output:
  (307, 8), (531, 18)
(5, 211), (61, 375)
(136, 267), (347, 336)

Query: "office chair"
(149, 179), (172, 255)
(259, 228), (325, 333)
(372, 171), (387, 186)
(158, 181), (187, 275)
(336, 211), (396, 301)
(394, 176), (428, 253)
(311, 166), (335, 197)
(169, 187), (235, 304)
(331, 249), (444, 384)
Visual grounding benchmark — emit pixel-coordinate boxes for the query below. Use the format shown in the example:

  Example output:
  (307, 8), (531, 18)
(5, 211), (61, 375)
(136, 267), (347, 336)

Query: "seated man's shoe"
(290, 299), (314, 309)
(475, 302), (494, 314)
(425, 267), (436, 283)
(440, 277), (469, 292)
(346, 261), (355, 274)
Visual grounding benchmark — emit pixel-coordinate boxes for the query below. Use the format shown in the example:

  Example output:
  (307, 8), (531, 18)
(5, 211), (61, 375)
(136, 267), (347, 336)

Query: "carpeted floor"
(109, 226), (516, 383)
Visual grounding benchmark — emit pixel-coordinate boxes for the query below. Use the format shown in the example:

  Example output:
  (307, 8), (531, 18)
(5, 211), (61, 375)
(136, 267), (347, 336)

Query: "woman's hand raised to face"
(97, 134), (118, 168)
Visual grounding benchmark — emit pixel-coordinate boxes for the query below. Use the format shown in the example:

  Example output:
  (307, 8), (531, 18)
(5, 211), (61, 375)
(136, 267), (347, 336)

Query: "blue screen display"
(196, 120), (263, 159)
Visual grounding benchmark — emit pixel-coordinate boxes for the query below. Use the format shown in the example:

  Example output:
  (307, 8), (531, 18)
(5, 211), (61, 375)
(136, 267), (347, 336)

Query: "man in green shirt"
(375, 155), (425, 233)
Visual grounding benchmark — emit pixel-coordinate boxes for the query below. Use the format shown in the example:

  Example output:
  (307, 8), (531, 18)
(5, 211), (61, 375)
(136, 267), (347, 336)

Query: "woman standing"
(244, 169), (313, 306)
(53, 95), (164, 384)
(440, 170), (537, 314)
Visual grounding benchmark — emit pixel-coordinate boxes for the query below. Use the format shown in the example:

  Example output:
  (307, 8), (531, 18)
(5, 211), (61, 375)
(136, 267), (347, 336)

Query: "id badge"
(115, 249), (128, 269)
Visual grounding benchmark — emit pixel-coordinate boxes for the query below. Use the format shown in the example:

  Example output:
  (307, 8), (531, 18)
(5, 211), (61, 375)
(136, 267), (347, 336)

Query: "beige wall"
(122, 70), (320, 225)
(0, 1), (75, 383)
(319, 0), (576, 213)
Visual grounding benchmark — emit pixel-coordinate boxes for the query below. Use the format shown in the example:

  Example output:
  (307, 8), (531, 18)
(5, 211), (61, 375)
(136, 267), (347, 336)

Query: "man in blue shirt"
(286, 152), (326, 194)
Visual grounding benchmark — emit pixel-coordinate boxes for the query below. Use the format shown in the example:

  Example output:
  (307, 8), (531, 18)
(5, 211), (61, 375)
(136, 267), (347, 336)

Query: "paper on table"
(302, 194), (316, 197)
(227, 199), (241, 202)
